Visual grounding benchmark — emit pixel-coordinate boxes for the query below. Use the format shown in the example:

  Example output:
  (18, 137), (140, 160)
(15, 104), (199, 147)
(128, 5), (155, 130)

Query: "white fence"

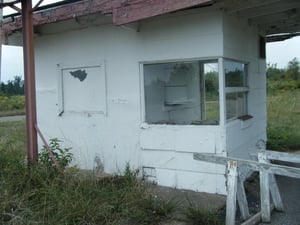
(193, 150), (300, 225)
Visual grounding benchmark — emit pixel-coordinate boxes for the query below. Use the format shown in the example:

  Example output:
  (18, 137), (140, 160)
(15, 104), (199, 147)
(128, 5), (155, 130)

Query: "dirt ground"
(151, 184), (226, 224)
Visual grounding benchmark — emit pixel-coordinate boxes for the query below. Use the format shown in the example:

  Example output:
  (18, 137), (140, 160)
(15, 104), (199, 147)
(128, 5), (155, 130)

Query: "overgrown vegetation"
(0, 95), (25, 117)
(266, 57), (300, 151)
(184, 198), (223, 225)
(0, 76), (25, 117)
(0, 76), (24, 96)
(0, 120), (224, 224)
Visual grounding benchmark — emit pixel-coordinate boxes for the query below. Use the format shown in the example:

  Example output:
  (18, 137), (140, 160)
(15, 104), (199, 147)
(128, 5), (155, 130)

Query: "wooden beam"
(237, 1), (300, 19)
(113, 0), (213, 25)
(269, 174), (284, 211)
(237, 174), (250, 220)
(258, 152), (271, 222)
(0, 0), (20, 8)
(226, 161), (238, 225)
(265, 150), (300, 164)
(193, 153), (300, 179)
(226, 0), (282, 13)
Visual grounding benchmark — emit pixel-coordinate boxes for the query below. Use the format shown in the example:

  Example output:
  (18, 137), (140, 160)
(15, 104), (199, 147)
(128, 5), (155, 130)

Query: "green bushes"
(0, 121), (225, 224)
(267, 89), (300, 151)
(0, 76), (24, 96)
(0, 76), (25, 117)
(0, 95), (25, 116)
(0, 126), (177, 225)
(266, 58), (300, 151)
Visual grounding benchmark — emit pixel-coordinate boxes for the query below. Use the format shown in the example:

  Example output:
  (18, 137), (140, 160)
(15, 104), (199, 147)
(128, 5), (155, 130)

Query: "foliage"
(0, 76), (25, 117)
(285, 57), (300, 80)
(0, 95), (25, 116)
(266, 63), (285, 80)
(266, 58), (300, 151)
(39, 138), (73, 171)
(0, 122), (177, 225)
(267, 58), (300, 81)
(266, 90), (300, 151)
(0, 76), (24, 96)
(205, 71), (219, 98)
(184, 199), (223, 225)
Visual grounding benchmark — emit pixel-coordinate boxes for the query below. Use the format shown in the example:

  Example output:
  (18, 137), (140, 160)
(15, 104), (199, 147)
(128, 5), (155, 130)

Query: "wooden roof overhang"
(1, 0), (214, 36)
(220, 0), (300, 42)
(2, 0), (300, 41)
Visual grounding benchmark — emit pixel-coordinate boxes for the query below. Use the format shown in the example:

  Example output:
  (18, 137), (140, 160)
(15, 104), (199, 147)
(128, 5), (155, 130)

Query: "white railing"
(193, 150), (300, 225)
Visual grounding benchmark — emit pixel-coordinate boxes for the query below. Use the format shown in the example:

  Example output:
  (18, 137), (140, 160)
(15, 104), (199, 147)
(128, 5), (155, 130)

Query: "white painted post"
(226, 160), (238, 225)
(258, 152), (271, 222)
(269, 173), (284, 211)
(237, 174), (250, 220)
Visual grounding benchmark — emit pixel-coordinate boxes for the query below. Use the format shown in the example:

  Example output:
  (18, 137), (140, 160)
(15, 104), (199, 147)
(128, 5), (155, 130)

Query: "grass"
(0, 120), (223, 225)
(184, 198), (223, 225)
(0, 95), (25, 117)
(0, 141), (175, 224)
(267, 89), (300, 151)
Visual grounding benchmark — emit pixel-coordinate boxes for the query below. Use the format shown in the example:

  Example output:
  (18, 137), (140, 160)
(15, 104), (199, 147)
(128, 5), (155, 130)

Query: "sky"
(0, 0), (300, 83)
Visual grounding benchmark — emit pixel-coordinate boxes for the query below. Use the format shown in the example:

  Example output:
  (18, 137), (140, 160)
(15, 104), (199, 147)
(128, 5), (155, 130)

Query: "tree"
(0, 76), (24, 95)
(266, 63), (285, 80)
(285, 57), (300, 80)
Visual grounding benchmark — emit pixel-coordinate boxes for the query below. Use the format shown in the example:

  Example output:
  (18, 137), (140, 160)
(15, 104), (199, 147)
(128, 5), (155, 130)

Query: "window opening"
(224, 60), (248, 120)
(143, 60), (219, 125)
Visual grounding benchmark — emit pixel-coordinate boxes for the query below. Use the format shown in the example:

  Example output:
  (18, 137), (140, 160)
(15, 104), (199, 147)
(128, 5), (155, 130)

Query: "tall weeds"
(0, 123), (175, 224)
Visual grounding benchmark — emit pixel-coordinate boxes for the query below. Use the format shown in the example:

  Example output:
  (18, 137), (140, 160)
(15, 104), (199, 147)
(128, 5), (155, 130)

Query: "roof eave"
(2, 0), (214, 35)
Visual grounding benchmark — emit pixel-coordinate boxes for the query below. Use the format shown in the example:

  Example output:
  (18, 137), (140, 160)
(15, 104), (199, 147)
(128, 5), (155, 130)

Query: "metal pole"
(21, 0), (38, 164)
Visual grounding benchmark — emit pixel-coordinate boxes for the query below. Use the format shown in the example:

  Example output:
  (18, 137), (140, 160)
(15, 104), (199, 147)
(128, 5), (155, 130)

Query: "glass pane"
(144, 60), (219, 125)
(204, 63), (219, 124)
(224, 60), (247, 87)
(226, 92), (246, 120)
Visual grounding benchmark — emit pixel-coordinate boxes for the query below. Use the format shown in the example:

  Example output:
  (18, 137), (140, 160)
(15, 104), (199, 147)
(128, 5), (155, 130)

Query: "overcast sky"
(1, 0), (300, 82)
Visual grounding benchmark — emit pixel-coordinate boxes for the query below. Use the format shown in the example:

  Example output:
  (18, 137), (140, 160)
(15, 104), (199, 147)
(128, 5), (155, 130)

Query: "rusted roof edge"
(2, 0), (213, 35)
(113, 0), (214, 25)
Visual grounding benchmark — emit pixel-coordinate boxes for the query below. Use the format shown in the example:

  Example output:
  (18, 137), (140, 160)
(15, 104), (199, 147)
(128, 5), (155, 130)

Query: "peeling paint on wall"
(70, 69), (87, 82)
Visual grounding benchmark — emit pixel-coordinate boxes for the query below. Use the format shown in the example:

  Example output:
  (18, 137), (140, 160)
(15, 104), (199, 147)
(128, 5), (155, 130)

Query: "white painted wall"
(7, 4), (266, 194)
(223, 14), (267, 160)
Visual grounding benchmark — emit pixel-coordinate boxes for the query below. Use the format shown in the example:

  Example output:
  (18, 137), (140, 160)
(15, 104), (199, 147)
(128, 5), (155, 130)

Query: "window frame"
(140, 58), (220, 126)
(223, 58), (249, 121)
(57, 60), (107, 116)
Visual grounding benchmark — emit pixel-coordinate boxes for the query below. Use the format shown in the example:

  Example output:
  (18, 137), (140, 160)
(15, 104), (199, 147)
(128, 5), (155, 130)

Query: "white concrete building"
(4, 0), (300, 195)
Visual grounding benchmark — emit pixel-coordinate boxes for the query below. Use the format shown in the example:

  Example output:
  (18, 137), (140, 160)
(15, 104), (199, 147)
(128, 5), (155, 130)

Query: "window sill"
(239, 115), (253, 129)
(238, 115), (253, 121)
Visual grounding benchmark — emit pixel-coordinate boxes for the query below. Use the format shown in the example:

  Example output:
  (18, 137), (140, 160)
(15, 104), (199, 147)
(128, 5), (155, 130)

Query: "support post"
(258, 152), (271, 222)
(269, 173), (284, 211)
(237, 174), (250, 220)
(226, 160), (238, 225)
(21, 0), (38, 164)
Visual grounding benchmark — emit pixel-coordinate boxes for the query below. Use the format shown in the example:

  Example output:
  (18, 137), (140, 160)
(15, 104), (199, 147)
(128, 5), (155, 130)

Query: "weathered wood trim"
(269, 174), (284, 211)
(258, 152), (271, 222)
(240, 205), (275, 225)
(226, 161), (238, 225)
(265, 150), (300, 163)
(193, 153), (300, 179)
(113, 0), (213, 25)
(237, 174), (250, 220)
(2, 0), (213, 34)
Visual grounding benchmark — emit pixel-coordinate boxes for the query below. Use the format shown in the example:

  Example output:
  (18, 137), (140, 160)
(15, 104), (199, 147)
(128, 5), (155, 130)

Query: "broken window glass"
(143, 60), (219, 125)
